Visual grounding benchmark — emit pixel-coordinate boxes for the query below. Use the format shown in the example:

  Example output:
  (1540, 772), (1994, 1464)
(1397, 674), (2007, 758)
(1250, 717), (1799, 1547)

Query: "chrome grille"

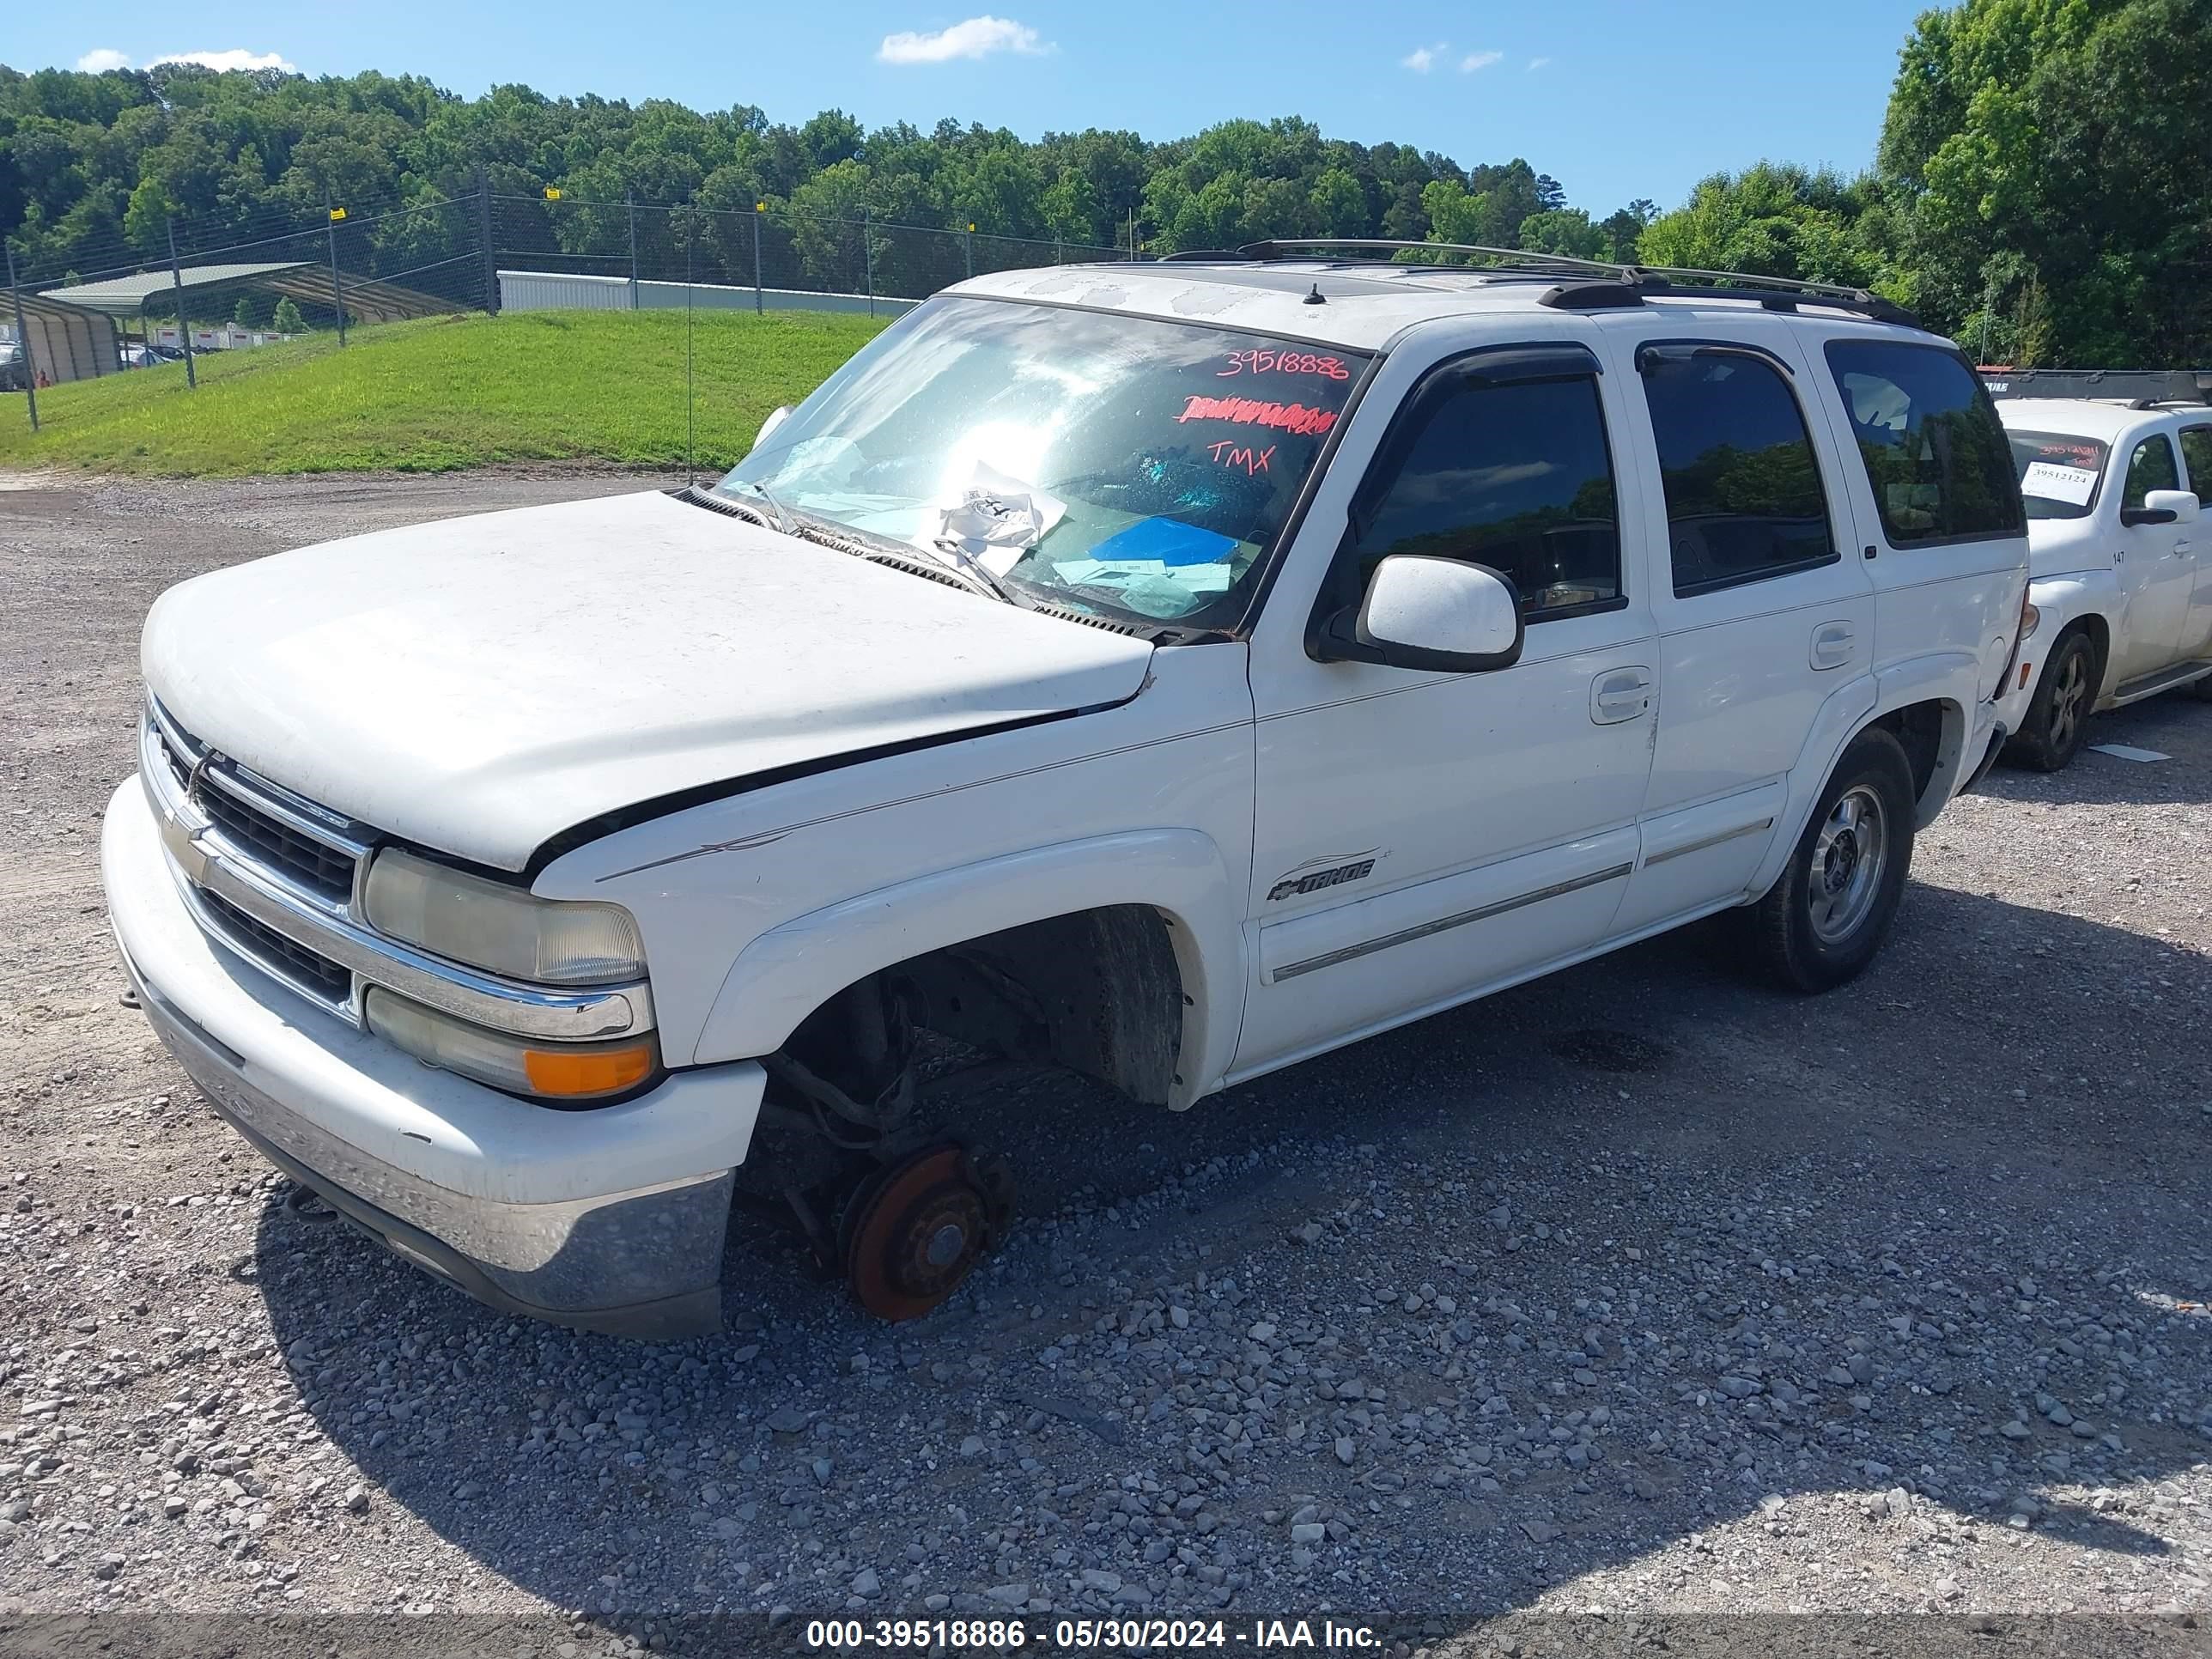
(149, 714), (362, 904)
(194, 784), (356, 901)
(199, 890), (352, 1001)
(147, 701), (375, 1010)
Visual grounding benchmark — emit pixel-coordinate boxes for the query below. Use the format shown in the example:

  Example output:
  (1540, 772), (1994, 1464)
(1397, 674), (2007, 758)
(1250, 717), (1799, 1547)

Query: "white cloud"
(877, 16), (1048, 64)
(149, 48), (300, 74)
(1528, 55), (1553, 70)
(76, 47), (132, 72)
(1459, 49), (1504, 71)
(1400, 43), (1447, 72)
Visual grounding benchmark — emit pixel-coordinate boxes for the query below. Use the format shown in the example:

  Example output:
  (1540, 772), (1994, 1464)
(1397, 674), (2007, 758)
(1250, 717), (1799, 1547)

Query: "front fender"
(2027, 571), (2120, 691)
(691, 829), (1248, 1109)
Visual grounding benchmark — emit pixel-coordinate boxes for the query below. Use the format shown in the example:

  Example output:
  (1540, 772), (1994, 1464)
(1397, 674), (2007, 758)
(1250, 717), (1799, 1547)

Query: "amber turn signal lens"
(523, 1042), (657, 1097)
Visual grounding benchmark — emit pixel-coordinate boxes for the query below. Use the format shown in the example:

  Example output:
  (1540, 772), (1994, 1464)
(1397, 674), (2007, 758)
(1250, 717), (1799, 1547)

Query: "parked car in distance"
(0, 341), (25, 392)
(1992, 397), (2212, 770)
(102, 246), (2031, 1337)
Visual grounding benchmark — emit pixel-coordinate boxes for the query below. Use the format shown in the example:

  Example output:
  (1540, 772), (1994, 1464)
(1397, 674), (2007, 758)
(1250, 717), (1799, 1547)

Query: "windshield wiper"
(738, 478), (795, 535)
(686, 480), (1036, 610)
(921, 536), (1021, 605)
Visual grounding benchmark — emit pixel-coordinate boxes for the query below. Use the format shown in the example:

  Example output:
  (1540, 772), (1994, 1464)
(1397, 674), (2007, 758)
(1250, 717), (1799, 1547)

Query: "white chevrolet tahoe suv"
(1989, 392), (2212, 770)
(102, 247), (2030, 1336)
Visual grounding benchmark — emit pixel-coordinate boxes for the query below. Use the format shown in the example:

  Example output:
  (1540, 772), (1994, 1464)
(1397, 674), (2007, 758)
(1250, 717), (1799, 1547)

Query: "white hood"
(143, 489), (1153, 871)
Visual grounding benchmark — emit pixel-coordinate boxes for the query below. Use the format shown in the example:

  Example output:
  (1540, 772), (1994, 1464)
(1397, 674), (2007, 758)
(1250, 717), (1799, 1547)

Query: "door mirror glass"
(2134, 488), (2199, 526)
(1350, 555), (1524, 672)
(755, 404), (794, 449)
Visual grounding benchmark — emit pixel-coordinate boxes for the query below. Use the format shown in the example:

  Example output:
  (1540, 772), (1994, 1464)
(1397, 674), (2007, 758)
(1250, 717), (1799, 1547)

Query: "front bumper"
(102, 777), (763, 1338)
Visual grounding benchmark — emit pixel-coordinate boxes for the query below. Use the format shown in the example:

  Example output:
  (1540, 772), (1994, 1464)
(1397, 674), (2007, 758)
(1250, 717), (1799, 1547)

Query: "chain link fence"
(3, 177), (1132, 434)
(495, 192), (1126, 308)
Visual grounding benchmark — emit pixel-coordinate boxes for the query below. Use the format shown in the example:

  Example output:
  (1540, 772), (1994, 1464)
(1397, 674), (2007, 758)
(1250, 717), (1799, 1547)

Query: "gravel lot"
(3, 472), (2211, 1649)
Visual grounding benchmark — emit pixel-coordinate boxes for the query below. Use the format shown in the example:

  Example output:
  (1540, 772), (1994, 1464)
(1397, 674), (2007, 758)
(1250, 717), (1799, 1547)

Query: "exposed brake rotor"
(840, 1144), (1013, 1322)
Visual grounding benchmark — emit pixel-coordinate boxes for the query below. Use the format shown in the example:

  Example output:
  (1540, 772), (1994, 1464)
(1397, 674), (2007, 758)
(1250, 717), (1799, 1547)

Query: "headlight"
(366, 988), (658, 1101)
(362, 848), (646, 984)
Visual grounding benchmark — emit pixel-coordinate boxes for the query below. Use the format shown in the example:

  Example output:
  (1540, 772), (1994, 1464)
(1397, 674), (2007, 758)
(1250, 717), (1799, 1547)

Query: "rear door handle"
(1590, 666), (1653, 725)
(1809, 621), (1856, 671)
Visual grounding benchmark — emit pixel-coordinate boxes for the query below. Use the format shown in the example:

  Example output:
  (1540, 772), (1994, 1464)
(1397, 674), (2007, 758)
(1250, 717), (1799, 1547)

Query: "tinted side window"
(1823, 340), (2025, 544)
(1638, 346), (1835, 597)
(2125, 434), (2180, 508)
(2182, 428), (2212, 508)
(1346, 372), (1621, 621)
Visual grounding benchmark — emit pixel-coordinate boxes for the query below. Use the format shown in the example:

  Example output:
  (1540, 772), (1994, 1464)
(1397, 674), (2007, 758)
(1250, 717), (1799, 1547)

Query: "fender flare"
(1744, 652), (1978, 899)
(2025, 574), (2120, 700)
(689, 829), (1248, 1109)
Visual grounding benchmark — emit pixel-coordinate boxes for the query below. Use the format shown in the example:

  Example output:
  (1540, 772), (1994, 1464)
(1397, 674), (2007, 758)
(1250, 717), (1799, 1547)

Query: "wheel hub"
(1824, 831), (1859, 890)
(1808, 785), (1887, 944)
(840, 1145), (1012, 1322)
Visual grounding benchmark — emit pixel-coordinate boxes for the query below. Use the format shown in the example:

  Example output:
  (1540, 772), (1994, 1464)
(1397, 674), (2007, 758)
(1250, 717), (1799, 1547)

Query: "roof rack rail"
(1237, 238), (1624, 276)
(1229, 238), (1917, 325)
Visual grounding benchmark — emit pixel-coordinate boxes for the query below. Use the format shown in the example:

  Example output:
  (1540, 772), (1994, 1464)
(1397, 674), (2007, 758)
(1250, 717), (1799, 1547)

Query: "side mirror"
(1322, 554), (1525, 672)
(2124, 489), (2197, 527)
(755, 404), (795, 448)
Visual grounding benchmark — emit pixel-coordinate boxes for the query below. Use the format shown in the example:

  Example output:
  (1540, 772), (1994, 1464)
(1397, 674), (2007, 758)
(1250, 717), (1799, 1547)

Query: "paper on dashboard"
(931, 463), (1068, 576)
(2021, 461), (2099, 507)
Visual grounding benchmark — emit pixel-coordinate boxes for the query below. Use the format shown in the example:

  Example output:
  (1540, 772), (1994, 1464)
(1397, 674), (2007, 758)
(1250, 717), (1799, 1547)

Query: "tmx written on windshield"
(717, 297), (1368, 623)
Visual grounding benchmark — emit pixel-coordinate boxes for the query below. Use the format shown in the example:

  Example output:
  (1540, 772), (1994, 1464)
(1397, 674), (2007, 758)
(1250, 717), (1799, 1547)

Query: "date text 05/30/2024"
(802, 1617), (1382, 1650)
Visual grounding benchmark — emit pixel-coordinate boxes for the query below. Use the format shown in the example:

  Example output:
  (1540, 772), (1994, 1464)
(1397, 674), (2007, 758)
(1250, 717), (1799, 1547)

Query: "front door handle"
(2174, 541), (2193, 556)
(1809, 621), (1856, 671)
(1590, 666), (1653, 725)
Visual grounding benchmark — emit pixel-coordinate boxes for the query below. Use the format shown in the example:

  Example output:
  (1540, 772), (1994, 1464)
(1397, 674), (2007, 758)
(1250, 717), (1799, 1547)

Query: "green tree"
(1039, 165), (1102, 246)
(1875, 0), (2212, 362)
(270, 295), (305, 332)
(1519, 207), (1607, 260)
(1636, 163), (1882, 287)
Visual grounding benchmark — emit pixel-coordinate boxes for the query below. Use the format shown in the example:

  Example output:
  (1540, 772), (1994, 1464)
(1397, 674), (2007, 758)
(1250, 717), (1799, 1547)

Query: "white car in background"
(1994, 397), (2212, 769)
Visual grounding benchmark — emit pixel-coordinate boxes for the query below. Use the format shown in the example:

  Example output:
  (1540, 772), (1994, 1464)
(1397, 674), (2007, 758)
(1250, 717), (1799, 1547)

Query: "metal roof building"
(13, 289), (120, 386)
(46, 261), (456, 328)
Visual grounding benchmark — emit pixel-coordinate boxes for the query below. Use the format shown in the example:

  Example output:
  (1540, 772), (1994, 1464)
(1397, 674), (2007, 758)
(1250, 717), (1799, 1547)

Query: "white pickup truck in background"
(102, 246), (2030, 1335)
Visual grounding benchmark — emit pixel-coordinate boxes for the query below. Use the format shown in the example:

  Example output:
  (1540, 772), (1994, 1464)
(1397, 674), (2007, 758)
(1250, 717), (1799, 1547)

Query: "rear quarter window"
(1823, 341), (2026, 546)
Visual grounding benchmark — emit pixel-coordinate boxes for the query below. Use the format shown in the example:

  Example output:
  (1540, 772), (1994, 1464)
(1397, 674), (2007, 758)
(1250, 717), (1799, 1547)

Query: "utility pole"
(627, 190), (640, 310)
(6, 243), (38, 431)
(964, 222), (974, 280)
(165, 217), (198, 389)
(476, 168), (499, 314)
(325, 195), (348, 347)
(753, 202), (764, 315)
(684, 202), (696, 489)
(863, 209), (874, 319)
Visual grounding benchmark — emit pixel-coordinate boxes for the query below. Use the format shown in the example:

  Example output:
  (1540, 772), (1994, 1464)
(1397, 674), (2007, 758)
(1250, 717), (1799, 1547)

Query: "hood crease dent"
(143, 489), (1155, 871)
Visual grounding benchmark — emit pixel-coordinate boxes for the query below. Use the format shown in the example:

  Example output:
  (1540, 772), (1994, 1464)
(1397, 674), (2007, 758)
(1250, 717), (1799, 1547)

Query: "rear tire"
(1752, 726), (1917, 994)
(2007, 629), (2097, 772)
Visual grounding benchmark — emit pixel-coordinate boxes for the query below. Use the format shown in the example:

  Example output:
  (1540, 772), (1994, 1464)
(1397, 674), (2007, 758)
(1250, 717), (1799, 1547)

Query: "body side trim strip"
(1271, 860), (1633, 981)
(1642, 817), (1775, 868)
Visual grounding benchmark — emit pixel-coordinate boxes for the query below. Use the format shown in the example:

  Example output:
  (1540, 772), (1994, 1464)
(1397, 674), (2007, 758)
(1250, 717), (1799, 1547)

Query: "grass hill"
(0, 308), (888, 477)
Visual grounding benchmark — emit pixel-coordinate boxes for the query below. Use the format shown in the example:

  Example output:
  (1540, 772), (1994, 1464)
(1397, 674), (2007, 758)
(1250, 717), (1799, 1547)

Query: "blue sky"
(18, 1), (1934, 213)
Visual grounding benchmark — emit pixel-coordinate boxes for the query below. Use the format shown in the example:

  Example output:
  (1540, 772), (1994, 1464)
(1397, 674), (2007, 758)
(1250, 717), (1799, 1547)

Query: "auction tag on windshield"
(2021, 461), (2099, 506)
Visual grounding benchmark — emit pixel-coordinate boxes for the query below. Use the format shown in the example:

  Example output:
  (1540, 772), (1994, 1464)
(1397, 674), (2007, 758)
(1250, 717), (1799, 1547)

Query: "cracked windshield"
(715, 296), (1367, 623)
